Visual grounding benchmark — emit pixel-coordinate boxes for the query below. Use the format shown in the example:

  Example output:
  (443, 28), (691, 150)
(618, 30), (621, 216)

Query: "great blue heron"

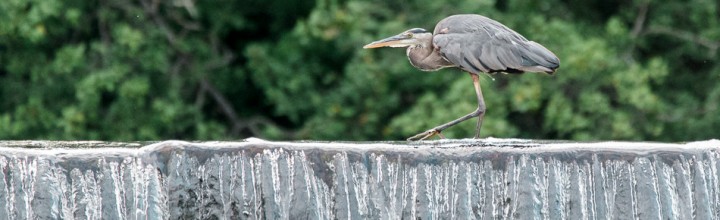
(364, 14), (559, 141)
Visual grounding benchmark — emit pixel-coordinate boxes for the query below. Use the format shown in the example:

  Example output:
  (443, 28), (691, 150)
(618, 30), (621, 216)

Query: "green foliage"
(0, 0), (718, 141)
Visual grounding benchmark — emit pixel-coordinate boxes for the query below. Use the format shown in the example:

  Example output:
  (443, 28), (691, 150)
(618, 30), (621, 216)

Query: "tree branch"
(198, 78), (244, 133)
(644, 27), (719, 56)
(140, 0), (177, 45)
(623, 1), (651, 64)
(172, 0), (198, 18)
(96, 1), (112, 47)
(134, 0), (297, 138)
(630, 1), (649, 38)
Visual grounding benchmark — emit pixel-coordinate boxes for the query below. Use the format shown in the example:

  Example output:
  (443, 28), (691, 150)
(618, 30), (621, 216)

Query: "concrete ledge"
(0, 138), (719, 219)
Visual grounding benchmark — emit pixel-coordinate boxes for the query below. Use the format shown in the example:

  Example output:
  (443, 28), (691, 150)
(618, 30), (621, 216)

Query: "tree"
(1, 0), (718, 141)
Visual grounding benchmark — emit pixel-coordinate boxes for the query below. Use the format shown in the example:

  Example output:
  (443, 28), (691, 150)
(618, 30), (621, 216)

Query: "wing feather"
(432, 14), (559, 74)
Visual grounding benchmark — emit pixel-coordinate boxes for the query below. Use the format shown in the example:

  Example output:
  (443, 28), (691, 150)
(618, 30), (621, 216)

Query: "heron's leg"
(407, 73), (486, 141)
(471, 73), (486, 138)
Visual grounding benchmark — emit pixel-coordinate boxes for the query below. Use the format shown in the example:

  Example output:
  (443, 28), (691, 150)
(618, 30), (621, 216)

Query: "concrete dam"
(1, 138), (718, 219)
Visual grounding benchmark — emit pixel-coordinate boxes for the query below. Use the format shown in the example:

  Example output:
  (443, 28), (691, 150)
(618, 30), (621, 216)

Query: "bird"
(363, 14), (559, 141)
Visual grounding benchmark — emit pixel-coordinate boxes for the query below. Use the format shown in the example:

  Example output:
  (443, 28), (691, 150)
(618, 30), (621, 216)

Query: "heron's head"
(363, 28), (431, 49)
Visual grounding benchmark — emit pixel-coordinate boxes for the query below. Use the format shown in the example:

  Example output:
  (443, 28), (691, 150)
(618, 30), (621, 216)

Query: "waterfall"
(0, 138), (718, 219)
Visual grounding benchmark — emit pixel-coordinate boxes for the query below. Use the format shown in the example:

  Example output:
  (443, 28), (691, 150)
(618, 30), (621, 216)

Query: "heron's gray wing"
(432, 14), (559, 74)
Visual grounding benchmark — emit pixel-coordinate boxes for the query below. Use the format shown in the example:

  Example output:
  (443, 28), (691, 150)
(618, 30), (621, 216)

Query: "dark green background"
(1, 0), (718, 141)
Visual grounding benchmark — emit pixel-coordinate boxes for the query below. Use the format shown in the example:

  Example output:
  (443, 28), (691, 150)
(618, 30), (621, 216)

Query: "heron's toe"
(407, 129), (441, 141)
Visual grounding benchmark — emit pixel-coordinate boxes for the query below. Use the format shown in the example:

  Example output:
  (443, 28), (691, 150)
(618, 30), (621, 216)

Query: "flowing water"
(0, 138), (719, 219)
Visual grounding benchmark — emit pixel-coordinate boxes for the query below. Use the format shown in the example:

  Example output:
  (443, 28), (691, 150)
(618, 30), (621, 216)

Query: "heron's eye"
(405, 33), (413, 38)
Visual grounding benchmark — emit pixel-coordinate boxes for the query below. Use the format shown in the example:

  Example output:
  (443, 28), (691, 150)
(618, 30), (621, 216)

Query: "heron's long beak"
(363, 34), (413, 49)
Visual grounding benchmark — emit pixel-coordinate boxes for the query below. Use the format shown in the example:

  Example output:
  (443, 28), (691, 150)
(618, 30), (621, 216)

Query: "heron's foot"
(407, 129), (444, 141)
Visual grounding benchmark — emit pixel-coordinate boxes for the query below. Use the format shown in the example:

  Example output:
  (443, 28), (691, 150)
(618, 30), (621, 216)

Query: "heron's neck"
(406, 41), (451, 71)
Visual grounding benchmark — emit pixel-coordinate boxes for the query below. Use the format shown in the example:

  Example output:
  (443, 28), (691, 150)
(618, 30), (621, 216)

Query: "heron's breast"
(407, 47), (454, 71)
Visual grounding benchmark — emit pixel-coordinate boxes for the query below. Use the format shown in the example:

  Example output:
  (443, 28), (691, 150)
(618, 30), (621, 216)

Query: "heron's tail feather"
(518, 41), (560, 74)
